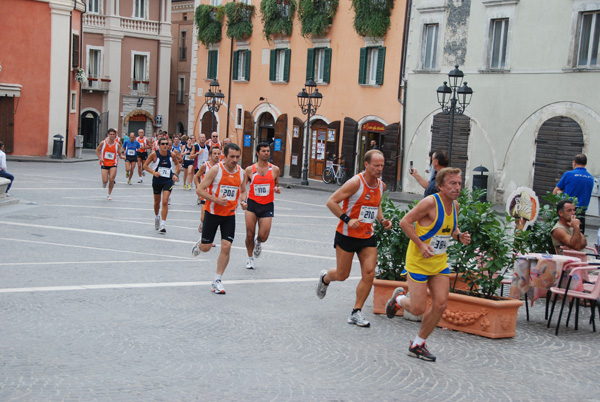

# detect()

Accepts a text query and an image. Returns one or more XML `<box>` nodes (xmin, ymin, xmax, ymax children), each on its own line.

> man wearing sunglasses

<box><xmin>143</xmin><ymin>139</ymin><xmax>181</xmax><ymax>233</ymax></box>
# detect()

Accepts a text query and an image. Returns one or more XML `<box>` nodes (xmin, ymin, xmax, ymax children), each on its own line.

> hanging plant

<box><xmin>195</xmin><ymin>4</ymin><xmax>225</xmax><ymax>47</ymax></box>
<box><xmin>260</xmin><ymin>0</ymin><xmax>297</xmax><ymax>43</ymax></box>
<box><xmin>225</xmin><ymin>2</ymin><xmax>255</xmax><ymax>40</ymax></box>
<box><xmin>298</xmin><ymin>0</ymin><xmax>338</xmax><ymax>37</ymax></box>
<box><xmin>351</xmin><ymin>0</ymin><xmax>394</xmax><ymax>38</ymax></box>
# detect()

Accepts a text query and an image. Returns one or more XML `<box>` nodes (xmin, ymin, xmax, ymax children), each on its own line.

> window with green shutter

<box><xmin>283</xmin><ymin>49</ymin><xmax>291</xmax><ymax>82</ymax></box>
<box><xmin>309</xmin><ymin>48</ymin><xmax>332</xmax><ymax>84</ymax></box>
<box><xmin>358</xmin><ymin>47</ymin><xmax>367</xmax><ymax>84</ymax></box>
<box><xmin>306</xmin><ymin>48</ymin><xmax>315</xmax><ymax>81</ymax></box>
<box><xmin>244</xmin><ymin>50</ymin><xmax>251</xmax><ymax>81</ymax></box>
<box><xmin>322</xmin><ymin>48</ymin><xmax>331</xmax><ymax>83</ymax></box>
<box><xmin>207</xmin><ymin>49</ymin><xmax>218</xmax><ymax>79</ymax></box>
<box><xmin>233</xmin><ymin>50</ymin><xmax>251</xmax><ymax>81</ymax></box>
<box><xmin>270</xmin><ymin>48</ymin><xmax>291</xmax><ymax>82</ymax></box>
<box><xmin>358</xmin><ymin>46</ymin><xmax>385</xmax><ymax>86</ymax></box>
<box><xmin>232</xmin><ymin>50</ymin><xmax>239</xmax><ymax>81</ymax></box>
<box><xmin>376</xmin><ymin>46</ymin><xmax>385</xmax><ymax>85</ymax></box>
<box><xmin>269</xmin><ymin>49</ymin><xmax>277</xmax><ymax>81</ymax></box>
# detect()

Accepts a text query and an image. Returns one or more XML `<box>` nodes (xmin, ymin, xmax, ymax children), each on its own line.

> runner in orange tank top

<box><xmin>95</xmin><ymin>128</ymin><xmax>124</xmax><ymax>200</ymax></box>
<box><xmin>193</xmin><ymin>142</ymin><xmax>247</xmax><ymax>295</ymax></box>
<box><xmin>315</xmin><ymin>150</ymin><xmax>392</xmax><ymax>328</ymax></box>
<box><xmin>242</xmin><ymin>142</ymin><xmax>281</xmax><ymax>270</ymax></box>
<box><xmin>136</xmin><ymin>129</ymin><xmax>149</xmax><ymax>183</ymax></box>
<box><xmin>192</xmin><ymin>146</ymin><xmax>221</xmax><ymax>242</ymax></box>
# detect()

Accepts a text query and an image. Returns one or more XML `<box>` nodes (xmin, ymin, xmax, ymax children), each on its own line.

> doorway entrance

<box><xmin>359</xmin><ymin>121</ymin><xmax>386</xmax><ymax>168</ymax></box>
<box><xmin>81</xmin><ymin>111</ymin><xmax>98</xmax><ymax>148</ymax></box>
<box><xmin>309</xmin><ymin>119</ymin><xmax>328</xmax><ymax>179</ymax></box>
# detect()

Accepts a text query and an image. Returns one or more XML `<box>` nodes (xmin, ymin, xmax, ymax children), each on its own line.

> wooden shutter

<box><xmin>430</xmin><ymin>112</ymin><xmax>470</xmax><ymax>181</ymax></box>
<box><xmin>242</xmin><ymin>111</ymin><xmax>255</xmax><ymax>168</ymax></box>
<box><xmin>244</xmin><ymin>50</ymin><xmax>251</xmax><ymax>81</ymax></box>
<box><xmin>208</xmin><ymin>50</ymin><xmax>218</xmax><ymax>79</ymax></box>
<box><xmin>342</xmin><ymin>117</ymin><xmax>358</xmax><ymax>176</ymax></box>
<box><xmin>0</xmin><ymin>97</ymin><xmax>14</xmax><ymax>153</ymax></box>
<box><xmin>376</xmin><ymin>46</ymin><xmax>386</xmax><ymax>85</ymax></box>
<box><xmin>269</xmin><ymin>49</ymin><xmax>277</xmax><ymax>81</ymax></box>
<box><xmin>72</xmin><ymin>34</ymin><xmax>80</xmax><ymax>68</ymax></box>
<box><xmin>306</xmin><ymin>48</ymin><xmax>315</xmax><ymax>81</ymax></box>
<box><xmin>382</xmin><ymin>122</ymin><xmax>400</xmax><ymax>191</ymax></box>
<box><xmin>323</xmin><ymin>48</ymin><xmax>332</xmax><ymax>83</ymax></box>
<box><xmin>290</xmin><ymin>117</ymin><xmax>304</xmax><ymax>178</ymax></box>
<box><xmin>232</xmin><ymin>50</ymin><xmax>239</xmax><ymax>81</ymax></box>
<box><xmin>533</xmin><ymin>116</ymin><xmax>584</xmax><ymax>199</ymax></box>
<box><xmin>358</xmin><ymin>47</ymin><xmax>367</xmax><ymax>85</ymax></box>
<box><xmin>273</xmin><ymin>114</ymin><xmax>287</xmax><ymax>175</ymax></box>
<box><xmin>283</xmin><ymin>49</ymin><xmax>291</xmax><ymax>82</ymax></box>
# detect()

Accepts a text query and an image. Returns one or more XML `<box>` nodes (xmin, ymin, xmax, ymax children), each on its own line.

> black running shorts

<box><xmin>202</xmin><ymin>211</ymin><xmax>236</xmax><ymax>244</ymax></box>
<box><xmin>247</xmin><ymin>198</ymin><xmax>274</xmax><ymax>218</ymax></box>
<box><xmin>152</xmin><ymin>180</ymin><xmax>174</xmax><ymax>195</ymax></box>
<box><xmin>334</xmin><ymin>231</ymin><xmax>376</xmax><ymax>253</ymax></box>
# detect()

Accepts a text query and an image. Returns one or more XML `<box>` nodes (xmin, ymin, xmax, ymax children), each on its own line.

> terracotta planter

<box><xmin>373</xmin><ymin>279</ymin><xmax>523</xmax><ymax>338</ymax></box>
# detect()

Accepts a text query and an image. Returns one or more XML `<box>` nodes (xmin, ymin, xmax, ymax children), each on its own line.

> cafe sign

<box><xmin>361</xmin><ymin>121</ymin><xmax>385</xmax><ymax>132</ymax></box>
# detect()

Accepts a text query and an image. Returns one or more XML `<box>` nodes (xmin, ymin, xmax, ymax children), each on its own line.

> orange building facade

<box><xmin>190</xmin><ymin>0</ymin><xmax>407</xmax><ymax>189</ymax></box>
<box><xmin>0</xmin><ymin>0</ymin><xmax>84</xmax><ymax>157</ymax></box>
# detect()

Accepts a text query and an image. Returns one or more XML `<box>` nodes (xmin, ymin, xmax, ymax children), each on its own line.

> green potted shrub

<box><xmin>351</xmin><ymin>0</ymin><xmax>394</xmax><ymax>38</ymax></box>
<box><xmin>195</xmin><ymin>4</ymin><xmax>225</xmax><ymax>47</ymax></box>
<box><xmin>260</xmin><ymin>0</ymin><xmax>297</xmax><ymax>42</ymax></box>
<box><xmin>225</xmin><ymin>2</ymin><xmax>255</xmax><ymax>40</ymax></box>
<box><xmin>298</xmin><ymin>0</ymin><xmax>339</xmax><ymax>38</ymax></box>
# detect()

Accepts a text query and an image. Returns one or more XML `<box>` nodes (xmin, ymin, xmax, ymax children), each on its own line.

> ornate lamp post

<box><xmin>436</xmin><ymin>65</ymin><xmax>473</xmax><ymax>164</ymax></box>
<box><xmin>204</xmin><ymin>79</ymin><xmax>225</xmax><ymax>132</ymax></box>
<box><xmin>297</xmin><ymin>78</ymin><xmax>323</xmax><ymax>186</ymax></box>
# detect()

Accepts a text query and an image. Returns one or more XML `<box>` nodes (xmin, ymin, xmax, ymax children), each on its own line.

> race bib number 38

<box><xmin>359</xmin><ymin>206</ymin><xmax>378</xmax><ymax>223</ymax></box>
<box><xmin>220</xmin><ymin>185</ymin><xmax>238</xmax><ymax>201</ymax></box>
<box><xmin>430</xmin><ymin>235</ymin><xmax>451</xmax><ymax>255</ymax></box>
<box><xmin>254</xmin><ymin>184</ymin><xmax>270</xmax><ymax>197</ymax></box>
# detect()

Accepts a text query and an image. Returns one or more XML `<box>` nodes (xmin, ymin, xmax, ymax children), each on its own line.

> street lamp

<box><xmin>436</xmin><ymin>65</ymin><xmax>473</xmax><ymax>164</ymax></box>
<box><xmin>204</xmin><ymin>79</ymin><xmax>224</xmax><ymax>132</ymax></box>
<box><xmin>297</xmin><ymin>78</ymin><xmax>323</xmax><ymax>186</ymax></box>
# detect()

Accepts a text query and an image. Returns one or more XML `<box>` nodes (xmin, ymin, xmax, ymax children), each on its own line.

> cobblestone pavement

<box><xmin>1</xmin><ymin>160</ymin><xmax>599</xmax><ymax>401</ymax></box>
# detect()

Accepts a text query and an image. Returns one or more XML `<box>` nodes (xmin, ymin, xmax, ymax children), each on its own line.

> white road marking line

<box><xmin>0</xmin><ymin>237</ymin><xmax>195</xmax><ymax>260</ymax></box>
<box><xmin>0</xmin><ymin>259</ymin><xmax>203</xmax><ymax>267</ymax></box>
<box><xmin>277</xmin><ymin>199</ymin><xmax>328</xmax><ymax>208</ymax></box>
<box><xmin>0</xmin><ymin>276</ymin><xmax>361</xmax><ymax>294</ymax></box>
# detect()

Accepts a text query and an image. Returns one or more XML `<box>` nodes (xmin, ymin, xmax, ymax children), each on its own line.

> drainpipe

<box><xmin>65</xmin><ymin>0</ymin><xmax>77</xmax><ymax>158</ymax></box>
<box><xmin>397</xmin><ymin>0</ymin><xmax>412</xmax><ymax>191</ymax></box>
<box><xmin>78</xmin><ymin>1</ymin><xmax>86</xmax><ymax>138</ymax></box>
<box><xmin>225</xmin><ymin>1</ymin><xmax>236</xmax><ymax>138</ymax></box>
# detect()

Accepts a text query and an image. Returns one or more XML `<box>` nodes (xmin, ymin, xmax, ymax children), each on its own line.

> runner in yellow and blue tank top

<box><xmin>386</xmin><ymin>167</ymin><xmax>471</xmax><ymax>362</ymax></box>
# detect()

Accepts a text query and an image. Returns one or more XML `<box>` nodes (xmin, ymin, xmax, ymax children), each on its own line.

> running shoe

<box><xmin>168</xmin><ymin>196</ymin><xmax>171</xmax><ymax>206</ymax></box>
<box><xmin>138</xmin><ymin>178</ymin><xmax>143</xmax><ymax>183</ymax></box>
<box><xmin>385</xmin><ymin>287</ymin><xmax>406</xmax><ymax>319</ymax></box>
<box><xmin>154</xmin><ymin>216</ymin><xmax>160</xmax><ymax>230</ymax></box>
<box><xmin>408</xmin><ymin>342</ymin><xmax>436</xmax><ymax>362</ymax></box>
<box><xmin>183</xmin><ymin>184</ymin><xmax>186</xmax><ymax>190</ymax></box>
<box><xmin>197</xmin><ymin>198</ymin><xmax>201</xmax><ymax>205</ymax></box>
<box><xmin>211</xmin><ymin>280</ymin><xmax>225</xmax><ymax>294</ymax></box>
<box><xmin>253</xmin><ymin>240</ymin><xmax>262</xmax><ymax>258</ymax></box>
<box><xmin>142</xmin><ymin>171</ymin><xmax>146</xmax><ymax>176</ymax></box>
<box><xmin>107</xmin><ymin>195</ymin><xmax>112</xmax><ymax>201</ymax></box>
<box><xmin>316</xmin><ymin>270</ymin><xmax>329</xmax><ymax>299</ymax></box>
<box><xmin>159</xmin><ymin>223</ymin><xmax>166</xmax><ymax>234</ymax></box>
<box><xmin>347</xmin><ymin>310</ymin><xmax>370</xmax><ymax>327</ymax></box>
<box><xmin>102</xmin><ymin>182</ymin><xmax>107</xmax><ymax>188</ymax></box>
<box><xmin>191</xmin><ymin>240</ymin><xmax>202</xmax><ymax>257</ymax></box>
<box><xmin>246</xmin><ymin>258</ymin><xmax>255</xmax><ymax>270</ymax></box>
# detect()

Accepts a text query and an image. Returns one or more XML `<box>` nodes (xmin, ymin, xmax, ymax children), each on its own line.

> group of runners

<box><xmin>97</xmin><ymin>128</ymin><xmax>470</xmax><ymax>362</ymax></box>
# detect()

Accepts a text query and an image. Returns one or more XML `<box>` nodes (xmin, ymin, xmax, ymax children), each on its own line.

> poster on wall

<box><xmin>274</xmin><ymin>139</ymin><xmax>281</xmax><ymax>152</ymax></box>
<box><xmin>311</xmin><ymin>132</ymin><xmax>317</xmax><ymax>159</ymax></box>
<box><xmin>327</xmin><ymin>129</ymin><xmax>335</xmax><ymax>142</ymax></box>
<box><xmin>292</xmin><ymin>155</ymin><xmax>298</xmax><ymax>165</ymax></box>
<box><xmin>506</xmin><ymin>187</ymin><xmax>539</xmax><ymax>230</ymax></box>
<box><xmin>293</xmin><ymin>126</ymin><xmax>299</xmax><ymax>138</ymax></box>
<box><xmin>244</xmin><ymin>134</ymin><xmax>251</xmax><ymax>147</ymax></box>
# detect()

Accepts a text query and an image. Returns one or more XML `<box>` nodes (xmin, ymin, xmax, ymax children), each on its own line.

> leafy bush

<box><xmin>225</xmin><ymin>2</ymin><xmax>255</xmax><ymax>40</ymax></box>
<box><xmin>298</xmin><ymin>0</ymin><xmax>338</xmax><ymax>37</ymax></box>
<box><xmin>195</xmin><ymin>5</ymin><xmax>225</xmax><ymax>47</ymax></box>
<box><xmin>260</xmin><ymin>0</ymin><xmax>297</xmax><ymax>42</ymax></box>
<box><xmin>351</xmin><ymin>0</ymin><xmax>394</xmax><ymax>38</ymax></box>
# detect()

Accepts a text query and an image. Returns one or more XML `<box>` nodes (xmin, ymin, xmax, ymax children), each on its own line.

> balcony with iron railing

<box><xmin>130</xmin><ymin>79</ymin><xmax>150</xmax><ymax>95</ymax></box>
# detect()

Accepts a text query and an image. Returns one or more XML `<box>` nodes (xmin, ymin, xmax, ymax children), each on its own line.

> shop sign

<box><xmin>361</xmin><ymin>121</ymin><xmax>385</xmax><ymax>132</ymax></box>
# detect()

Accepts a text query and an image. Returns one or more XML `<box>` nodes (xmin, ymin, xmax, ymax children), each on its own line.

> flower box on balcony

<box><xmin>142</xmin><ymin>81</ymin><xmax>150</xmax><ymax>84</ymax></box>
<box><xmin>100</xmin><ymin>78</ymin><xmax>112</xmax><ymax>82</ymax></box>
<box><xmin>132</xmin><ymin>80</ymin><xmax>141</xmax><ymax>84</ymax></box>
<box><xmin>88</xmin><ymin>77</ymin><xmax>98</xmax><ymax>81</ymax></box>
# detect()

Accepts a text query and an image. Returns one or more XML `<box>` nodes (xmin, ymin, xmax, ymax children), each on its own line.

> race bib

<box><xmin>184</xmin><ymin>154</ymin><xmax>190</xmax><ymax>160</ymax></box>
<box><xmin>104</xmin><ymin>152</ymin><xmax>115</xmax><ymax>160</ymax></box>
<box><xmin>359</xmin><ymin>206</ymin><xmax>378</xmax><ymax>223</ymax></box>
<box><xmin>127</xmin><ymin>149</ymin><xmax>136</xmax><ymax>156</ymax></box>
<box><xmin>220</xmin><ymin>185</ymin><xmax>238</xmax><ymax>201</ymax></box>
<box><xmin>253</xmin><ymin>184</ymin><xmax>270</xmax><ymax>197</ymax></box>
<box><xmin>158</xmin><ymin>167</ymin><xmax>171</xmax><ymax>178</ymax></box>
<box><xmin>430</xmin><ymin>235</ymin><xmax>451</xmax><ymax>255</ymax></box>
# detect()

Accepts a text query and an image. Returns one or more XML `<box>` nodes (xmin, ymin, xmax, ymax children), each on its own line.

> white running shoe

<box><xmin>159</xmin><ymin>223</ymin><xmax>166</xmax><ymax>234</ymax></box>
<box><xmin>154</xmin><ymin>216</ymin><xmax>160</xmax><ymax>230</ymax></box>
<box><xmin>128</xmin><ymin>179</ymin><xmax>131</xmax><ymax>185</ymax></box>
<box><xmin>107</xmin><ymin>195</ymin><xmax>112</xmax><ymax>201</ymax></box>
<box><xmin>192</xmin><ymin>240</ymin><xmax>202</xmax><ymax>257</ymax></box>
<box><xmin>316</xmin><ymin>270</ymin><xmax>329</xmax><ymax>299</ymax></box>
<box><xmin>211</xmin><ymin>280</ymin><xmax>225</xmax><ymax>294</ymax></box>
<box><xmin>246</xmin><ymin>258</ymin><xmax>255</xmax><ymax>270</ymax></box>
<box><xmin>253</xmin><ymin>239</ymin><xmax>262</xmax><ymax>258</ymax></box>
<box><xmin>197</xmin><ymin>198</ymin><xmax>201</xmax><ymax>205</ymax></box>
<box><xmin>348</xmin><ymin>310</ymin><xmax>371</xmax><ymax>327</ymax></box>
<box><xmin>138</xmin><ymin>178</ymin><xmax>143</xmax><ymax>183</ymax></box>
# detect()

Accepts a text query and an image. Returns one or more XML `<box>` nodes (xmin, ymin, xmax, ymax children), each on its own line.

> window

<box><xmin>207</xmin><ymin>50</ymin><xmax>218</xmax><ymax>79</ymax></box>
<box><xmin>177</xmin><ymin>76</ymin><xmax>185</xmax><ymax>103</ymax></box>
<box><xmin>70</xmin><ymin>91</ymin><xmax>77</xmax><ymax>113</ymax></box>
<box><xmin>180</xmin><ymin>31</ymin><xmax>187</xmax><ymax>61</ymax></box>
<box><xmin>235</xmin><ymin>105</ymin><xmax>243</xmax><ymax>129</ymax></box>
<box><xmin>239</xmin><ymin>0</ymin><xmax>251</xmax><ymax>4</ymax></box>
<box><xmin>306</xmin><ymin>48</ymin><xmax>332</xmax><ymax>83</ymax></box>
<box><xmin>489</xmin><ymin>19</ymin><xmax>509</xmax><ymax>69</ymax></box>
<box><xmin>577</xmin><ymin>11</ymin><xmax>600</xmax><ymax>68</ymax></box>
<box><xmin>269</xmin><ymin>49</ymin><xmax>291</xmax><ymax>82</ymax></box>
<box><xmin>88</xmin><ymin>48</ymin><xmax>101</xmax><ymax>79</ymax></box>
<box><xmin>210</xmin><ymin>0</ymin><xmax>222</xmax><ymax>6</ymax></box>
<box><xmin>358</xmin><ymin>46</ymin><xmax>385</xmax><ymax>85</ymax></box>
<box><xmin>132</xmin><ymin>53</ymin><xmax>149</xmax><ymax>92</ymax></box>
<box><xmin>72</xmin><ymin>34</ymin><xmax>80</xmax><ymax>68</ymax></box>
<box><xmin>133</xmin><ymin>0</ymin><xmax>147</xmax><ymax>19</ymax></box>
<box><xmin>233</xmin><ymin>50</ymin><xmax>251</xmax><ymax>81</ymax></box>
<box><xmin>422</xmin><ymin>24</ymin><xmax>439</xmax><ymax>70</ymax></box>
<box><xmin>88</xmin><ymin>0</ymin><xmax>100</xmax><ymax>14</ymax></box>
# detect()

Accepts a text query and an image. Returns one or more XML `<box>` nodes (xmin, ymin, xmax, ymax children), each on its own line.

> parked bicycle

<box><xmin>322</xmin><ymin>156</ymin><xmax>346</xmax><ymax>186</ymax></box>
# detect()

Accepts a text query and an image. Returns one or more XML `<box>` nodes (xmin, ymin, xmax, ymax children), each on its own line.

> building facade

<box><xmin>81</xmin><ymin>0</ymin><xmax>172</xmax><ymax>148</ymax></box>
<box><xmin>402</xmin><ymin>0</ymin><xmax>600</xmax><ymax>212</ymax></box>
<box><xmin>190</xmin><ymin>0</ymin><xmax>408</xmax><ymax>189</ymax></box>
<box><xmin>0</xmin><ymin>0</ymin><xmax>84</xmax><ymax>157</ymax></box>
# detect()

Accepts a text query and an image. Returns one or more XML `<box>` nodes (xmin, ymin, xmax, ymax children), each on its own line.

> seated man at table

<box><xmin>551</xmin><ymin>199</ymin><xmax>587</xmax><ymax>254</ymax></box>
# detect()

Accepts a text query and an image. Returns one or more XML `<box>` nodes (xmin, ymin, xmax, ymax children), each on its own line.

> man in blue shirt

<box><xmin>553</xmin><ymin>154</ymin><xmax>594</xmax><ymax>234</ymax></box>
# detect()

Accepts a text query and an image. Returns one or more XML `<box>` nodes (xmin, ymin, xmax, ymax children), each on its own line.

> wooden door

<box><xmin>290</xmin><ymin>117</ymin><xmax>304</xmax><ymax>178</ymax></box>
<box><xmin>273</xmin><ymin>114</ymin><xmax>287</xmax><ymax>176</ymax></box>
<box><xmin>309</xmin><ymin>128</ymin><xmax>327</xmax><ymax>179</ymax></box>
<box><xmin>382</xmin><ymin>122</ymin><xmax>400</xmax><ymax>191</ymax></box>
<box><xmin>342</xmin><ymin>117</ymin><xmax>358</xmax><ymax>176</ymax></box>
<box><xmin>241</xmin><ymin>111</ymin><xmax>254</xmax><ymax>169</ymax></box>
<box><xmin>431</xmin><ymin>112</ymin><xmax>471</xmax><ymax>181</ymax></box>
<box><xmin>0</xmin><ymin>97</ymin><xmax>15</xmax><ymax>153</ymax></box>
<box><xmin>202</xmin><ymin>111</ymin><xmax>217</xmax><ymax>137</ymax></box>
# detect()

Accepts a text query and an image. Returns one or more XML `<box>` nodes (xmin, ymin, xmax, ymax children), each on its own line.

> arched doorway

<box><xmin>176</xmin><ymin>121</ymin><xmax>185</xmax><ymax>136</ymax></box>
<box><xmin>127</xmin><ymin>115</ymin><xmax>147</xmax><ymax>137</ymax></box>
<box><xmin>258</xmin><ymin>112</ymin><xmax>275</xmax><ymax>145</ymax></box>
<box><xmin>202</xmin><ymin>111</ymin><xmax>217</xmax><ymax>136</ymax></box>
<box><xmin>359</xmin><ymin>120</ymin><xmax>386</xmax><ymax>168</ymax></box>
<box><xmin>81</xmin><ymin>111</ymin><xmax>98</xmax><ymax>149</ymax></box>
<box><xmin>533</xmin><ymin>116</ymin><xmax>584</xmax><ymax>198</ymax></box>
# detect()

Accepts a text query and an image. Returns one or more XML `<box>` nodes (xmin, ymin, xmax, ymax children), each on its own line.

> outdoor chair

<box><xmin>547</xmin><ymin>265</ymin><xmax>600</xmax><ymax>335</ymax></box>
